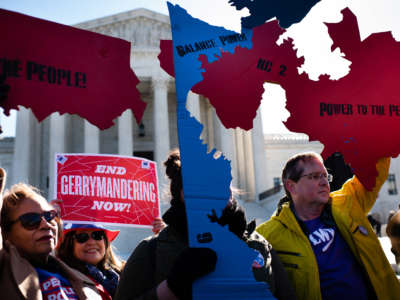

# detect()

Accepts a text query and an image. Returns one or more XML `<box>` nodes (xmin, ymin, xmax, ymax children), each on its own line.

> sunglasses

<box><xmin>9</xmin><ymin>210</ymin><xmax>58</xmax><ymax>230</ymax></box>
<box><xmin>74</xmin><ymin>231</ymin><xmax>105</xmax><ymax>244</ymax></box>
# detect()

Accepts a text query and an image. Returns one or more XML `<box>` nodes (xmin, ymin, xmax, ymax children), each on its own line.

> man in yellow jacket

<box><xmin>257</xmin><ymin>152</ymin><xmax>400</xmax><ymax>300</ymax></box>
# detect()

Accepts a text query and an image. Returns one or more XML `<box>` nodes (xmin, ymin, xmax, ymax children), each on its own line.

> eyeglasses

<box><xmin>9</xmin><ymin>210</ymin><xmax>58</xmax><ymax>230</ymax></box>
<box><xmin>299</xmin><ymin>172</ymin><xmax>333</xmax><ymax>182</ymax></box>
<box><xmin>74</xmin><ymin>231</ymin><xmax>105</xmax><ymax>244</ymax></box>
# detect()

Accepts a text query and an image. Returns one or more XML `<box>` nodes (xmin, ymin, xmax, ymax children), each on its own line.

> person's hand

<box><xmin>152</xmin><ymin>217</ymin><xmax>166</xmax><ymax>234</ymax></box>
<box><xmin>167</xmin><ymin>247</ymin><xmax>217</xmax><ymax>299</ymax></box>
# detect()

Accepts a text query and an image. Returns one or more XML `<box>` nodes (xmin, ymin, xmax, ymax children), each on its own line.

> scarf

<box><xmin>85</xmin><ymin>263</ymin><xmax>119</xmax><ymax>297</ymax></box>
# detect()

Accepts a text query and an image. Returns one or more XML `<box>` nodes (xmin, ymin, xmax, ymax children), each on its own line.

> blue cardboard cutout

<box><xmin>229</xmin><ymin>0</ymin><xmax>321</xmax><ymax>28</ymax></box>
<box><xmin>167</xmin><ymin>2</ymin><xmax>275</xmax><ymax>299</ymax></box>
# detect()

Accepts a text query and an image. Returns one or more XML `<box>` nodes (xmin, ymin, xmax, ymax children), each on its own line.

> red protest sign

<box><xmin>0</xmin><ymin>9</ymin><xmax>146</xmax><ymax>130</ymax></box>
<box><xmin>55</xmin><ymin>154</ymin><xmax>160</xmax><ymax>227</ymax></box>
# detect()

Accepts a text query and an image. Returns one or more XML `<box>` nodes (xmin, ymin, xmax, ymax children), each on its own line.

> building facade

<box><xmin>3</xmin><ymin>8</ymin><xmax>270</xmax><ymax>257</ymax></box>
<box><xmin>10</xmin><ymin>8</ymin><xmax>269</xmax><ymax>204</ymax></box>
<box><xmin>2</xmin><ymin>8</ymin><xmax>399</xmax><ymax>256</ymax></box>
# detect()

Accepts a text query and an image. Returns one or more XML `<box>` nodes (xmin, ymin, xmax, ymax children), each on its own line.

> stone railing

<box><xmin>259</xmin><ymin>185</ymin><xmax>282</xmax><ymax>201</ymax></box>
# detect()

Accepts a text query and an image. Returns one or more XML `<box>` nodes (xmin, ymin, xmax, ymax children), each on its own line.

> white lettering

<box><xmin>68</xmin><ymin>175</ymin><xmax>74</xmax><ymax>195</ymax></box>
<box><xmin>50</xmin><ymin>277</ymin><xmax>60</xmax><ymax>287</ymax></box>
<box><xmin>95</xmin><ymin>165</ymin><xmax>126</xmax><ymax>175</ymax></box>
<box><xmin>61</xmin><ymin>175</ymin><xmax>68</xmax><ymax>195</ymax></box>
<box><xmin>309</xmin><ymin>234</ymin><xmax>320</xmax><ymax>246</ymax></box>
<box><xmin>127</xmin><ymin>179</ymin><xmax>133</xmax><ymax>200</ymax></box>
<box><xmin>150</xmin><ymin>183</ymin><xmax>156</xmax><ymax>202</ymax></box>
<box><xmin>90</xmin><ymin>201</ymin><xmax>130</xmax><ymax>212</ymax></box>
<box><xmin>114</xmin><ymin>202</ymin><xmax>129</xmax><ymax>212</ymax></box>
<box><xmin>133</xmin><ymin>180</ymin><xmax>139</xmax><ymax>200</ymax></box>
<box><xmin>143</xmin><ymin>182</ymin><xmax>150</xmax><ymax>201</ymax></box>
<box><xmin>43</xmin><ymin>280</ymin><xmax>51</xmax><ymax>290</ymax></box>
<box><xmin>116</xmin><ymin>167</ymin><xmax>126</xmax><ymax>175</ymax></box>
<box><xmin>91</xmin><ymin>200</ymin><xmax>104</xmax><ymax>210</ymax></box>
<box><xmin>89</xmin><ymin>176</ymin><xmax>96</xmax><ymax>196</ymax></box>
<box><xmin>313</xmin><ymin>229</ymin><xmax>331</xmax><ymax>242</ymax></box>
<box><xmin>113</xmin><ymin>178</ymin><xmax>120</xmax><ymax>198</ymax></box>
<box><xmin>96</xmin><ymin>177</ymin><xmax>106</xmax><ymax>197</ymax></box>
<box><xmin>74</xmin><ymin>175</ymin><xmax>82</xmax><ymax>195</ymax></box>
<box><xmin>103</xmin><ymin>202</ymin><xmax>113</xmax><ymax>211</ymax></box>
<box><xmin>95</xmin><ymin>165</ymin><xmax>106</xmax><ymax>173</ymax></box>
<box><xmin>82</xmin><ymin>176</ymin><xmax>89</xmax><ymax>196</ymax></box>
<box><xmin>106</xmin><ymin>177</ymin><xmax>113</xmax><ymax>198</ymax></box>
<box><xmin>105</xmin><ymin>166</ymin><xmax>117</xmax><ymax>174</ymax></box>
<box><xmin>120</xmin><ymin>179</ymin><xmax>127</xmax><ymax>199</ymax></box>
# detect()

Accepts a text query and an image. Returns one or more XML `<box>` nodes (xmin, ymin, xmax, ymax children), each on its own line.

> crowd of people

<box><xmin>1</xmin><ymin>150</ymin><xmax>400</xmax><ymax>299</ymax></box>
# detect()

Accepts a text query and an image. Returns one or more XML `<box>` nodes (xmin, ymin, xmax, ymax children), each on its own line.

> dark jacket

<box><xmin>115</xmin><ymin>222</ymin><xmax>295</xmax><ymax>300</ymax></box>
<box><xmin>114</xmin><ymin>225</ymin><xmax>186</xmax><ymax>300</ymax></box>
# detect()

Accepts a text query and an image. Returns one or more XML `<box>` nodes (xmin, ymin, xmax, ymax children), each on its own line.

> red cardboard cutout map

<box><xmin>159</xmin><ymin>8</ymin><xmax>400</xmax><ymax>189</ymax></box>
<box><xmin>55</xmin><ymin>154</ymin><xmax>160</xmax><ymax>227</ymax></box>
<box><xmin>0</xmin><ymin>9</ymin><xmax>146</xmax><ymax>129</ymax></box>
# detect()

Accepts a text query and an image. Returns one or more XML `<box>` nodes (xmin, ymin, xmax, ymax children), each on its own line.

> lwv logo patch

<box><xmin>308</xmin><ymin>228</ymin><xmax>335</xmax><ymax>252</ymax></box>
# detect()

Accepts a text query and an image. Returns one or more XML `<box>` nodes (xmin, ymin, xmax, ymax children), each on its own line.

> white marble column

<box><xmin>186</xmin><ymin>91</ymin><xmax>201</xmax><ymax>121</ymax></box>
<box><xmin>12</xmin><ymin>107</ymin><xmax>33</xmax><ymax>184</ymax></box>
<box><xmin>251</xmin><ymin>108</ymin><xmax>268</xmax><ymax>201</ymax></box>
<box><xmin>243</xmin><ymin>130</ymin><xmax>256</xmax><ymax>201</ymax></box>
<box><xmin>84</xmin><ymin>120</ymin><xmax>100</xmax><ymax>153</ymax></box>
<box><xmin>206</xmin><ymin>104</ymin><xmax>215</xmax><ymax>150</ymax></box>
<box><xmin>118</xmin><ymin>110</ymin><xmax>133</xmax><ymax>156</ymax></box>
<box><xmin>235</xmin><ymin>129</ymin><xmax>246</xmax><ymax>195</ymax></box>
<box><xmin>152</xmin><ymin>78</ymin><xmax>170</xmax><ymax>179</ymax></box>
<box><xmin>217</xmin><ymin>119</ymin><xmax>238</xmax><ymax>188</ymax></box>
<box><xmin>48</xmin><ymin>113</ymin><xmax>66</xmax><ymax>199</ymax></box>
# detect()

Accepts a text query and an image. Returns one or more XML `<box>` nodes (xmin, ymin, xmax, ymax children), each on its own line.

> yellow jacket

<box><xmin>257</xmin><ymin>157</ymin><xmax>400</xmax><ymax>300</ymax></box>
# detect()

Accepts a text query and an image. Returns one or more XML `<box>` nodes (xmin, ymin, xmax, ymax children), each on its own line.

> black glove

<box><xmin>167</xmin><ymin>247</ymin><xmax>217</xmax><ymax>300</ymax></box>
<box><xmin>208</xmin><ymin>198</ymin><xmax>247</xmax><ymax>239</ymax></box>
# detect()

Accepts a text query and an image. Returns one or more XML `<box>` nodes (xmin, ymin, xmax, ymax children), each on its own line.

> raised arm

<box><xmin>332</xmin><ymin>157</ymin><xmax>390</xmax><ymax>214</ymax></box>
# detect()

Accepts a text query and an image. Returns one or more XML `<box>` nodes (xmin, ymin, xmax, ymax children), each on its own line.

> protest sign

<box><xmin>165</xmin><ymin>3</ymin><xmax>274</xmax><ymax>299</ymax></box>
<box><xmin>54</xmin><ymin>153</ymin><xmax>159</xmax><ymax>227</ymax></box>
<box><xmin>160</xmin><ymin>6</ymin><xmax>400</xmax><ymax>190</ymax></box>
<box><xmin>0</xmin><ymin>9</ymin><xmax>146</xmax><ymax>130</ymax></box>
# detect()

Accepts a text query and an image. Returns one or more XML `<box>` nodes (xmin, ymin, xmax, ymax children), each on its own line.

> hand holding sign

<box><xmin>152</xmin><ymin>217</ymin><xmax>166</xmax><ymax>234</ymax></box>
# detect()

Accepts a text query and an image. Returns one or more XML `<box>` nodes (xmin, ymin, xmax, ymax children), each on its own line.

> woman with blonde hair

<box><xmin>58</xmin><ymin>223</ymin><xmax>124</xmax><ymax>299</ymax></box>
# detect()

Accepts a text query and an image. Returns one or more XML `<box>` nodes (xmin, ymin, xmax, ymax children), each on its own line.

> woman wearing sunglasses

<box><xmin>0</xmin><ymin>179</ymin><xmax>102</xmax><ymax>299</ymax></box>
<box><xmin>58</xmin><ymin>223</ymin><xmax>124</xmax><ymax>300</ymax></box>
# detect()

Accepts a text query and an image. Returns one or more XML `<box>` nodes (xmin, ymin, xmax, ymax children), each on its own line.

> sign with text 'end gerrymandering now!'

<box><xmin>54</xmin><ymin>153</ymin><xmax>160</xmax><ymax>228</ymax></box>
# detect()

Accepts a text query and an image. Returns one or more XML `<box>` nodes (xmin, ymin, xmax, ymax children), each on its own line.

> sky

<box><xmin>1</xmin><ymin>0</ymin><xmax>399</xmax><ymax>136</ymax></box>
